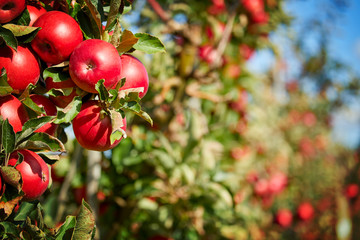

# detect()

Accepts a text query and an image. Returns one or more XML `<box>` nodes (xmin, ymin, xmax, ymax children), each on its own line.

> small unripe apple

<box><xmin>0</xmin><ymin>45</ymin><xmax>40</xmax><ymax>93</ymax></box>
<box><xmin>31</xmin><ymin>11</ymin><xmax>83</xmax><ymax>64</ymax></box>
<box><xmin>69</xmin><ymin>39</ymin><xmax>122</xmax><ymax>93</ymax></box>
<box><xmin>0</xmin><ymin>0</ymin><xmax>25</xmax><ymax>23</ymax></box>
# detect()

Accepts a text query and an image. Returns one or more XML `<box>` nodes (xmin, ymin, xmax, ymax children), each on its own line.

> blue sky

<box><xmin>286</xmin><ymin>0</ymin><xmax>360</xmax><ymax>149</ymax></box>
<box><xmin>247</xmin><ymin>0</ymin><xmax>360</xmax><ymax>148</ymax></box>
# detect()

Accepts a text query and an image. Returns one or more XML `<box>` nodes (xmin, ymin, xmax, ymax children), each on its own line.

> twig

<box><xmin>147</xmin><ymin>0</ymin><xmax>170</xmax><ymax>22</ymax></box>
<box><xmin>211</xmin><ymin>12</ymin><xmax>237</xmax><ymax>69</ymax></box>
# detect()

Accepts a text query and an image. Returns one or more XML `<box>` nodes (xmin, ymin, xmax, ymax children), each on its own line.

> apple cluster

<box><xmin>0</xmin><ymin>0</ymin><xmax>150</xmax><ymax>200</ymax></box>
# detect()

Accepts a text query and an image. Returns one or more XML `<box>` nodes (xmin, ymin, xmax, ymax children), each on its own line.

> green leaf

<box><xmin>77</xmin><ymin>11</ymin><xmax>98</xmax><ymax>40</ymax></box>
<box><xmin>83</xmin><ymin>0</ymin><xmax>104</xmax><ymax>36</ymax></box>
<box><xmin>2</xmin><ymin>119</ymin><xmax>15</xmax><ymax>154</ymax></box>
<box><xmin>38</xmin><ymin>153</ymin><xmax>59</xmax><ymax>165</ymax></box>
<box><xmin>123</xmin><ymin>101</ymin><xmax>141</xmax><ymax>112</ymax></box>
<box><xmin>54</xmin><ymin>96</ymin><xmax>82</xmax><ymax>124</ymax></box>
<box><xmin>22</xmin><ymin>97</ymin><xmax>46</xmax><ymax>115</ymax></box>
<box><xmin>55</xmin><ymin>216</ymin><xmax>76</xmax><ymax>240</ymax></box>
<box><xmin>0</xmin><ymin>68</ymin><xmax>13</xmax><ymax>96</ymax></box>
<box><xmin>121</xmin><ymin>101</ymin><xmax>153</xmax><ymax>125</ymax></box>
<box><xmin>13</xmin><ymin>202</ymin><xmax>37</xmax><ymax>221</ymax></box>
<box><xmin>43</xmin><ymin>66</ymin><xmax>70</xmax><ymax>83</ymax></box>
<box><xmin>0</xmin><ymin>26</ymin><xmax>17</xmax><ymax>51</ymax></box>
<box><xmin>95</xmin><ymin>79</ymin><xmax>109</xmax><ymax>101</ymax></box>
<box><xmin>16</xmin><ymin>132</ymin><xmax>65</xmax><ymax>153</ymax></box>
<box><xmin>133</xmin><ymin>33</ymin><xmax>166</xmax><ymax>54</ymax></box>
<box><xmin>66</xmin><ymin>0</ymin><xmax>82</xmax><ymax>18</ymax></box>
<box><xmin>2</xmin><ymin>24</ymin><xmax>40</xmax><ymax>37</ymax></box>
<box><xmin>105</xmin><ymin>0</ymin><xmax>122</xmax><ymax>30</ymax></box>
<box><xmin>0</xmin><ymin>221</ymin><xmax>20</xmax><ymax>238</ymax></box>
<box><xmin>14</xmin><ymin>8</ymin><xmax>30</xmax><ymax>26</ymax></box>
<box><xmin>72</xmin><ymin>200</ymin><xmax>96</xmax><ymax>240</ymax></box>
<box><xmin>109</xmin><ymin>109</ymin><xmax>126</xmax><ymax>144</ymax></box>
<box><xmin>117</xmin><ymin>30</ymin><xmax>139</xmax><ymax>54</ymax></box>
<box><xmin>16</xmin><ymin>116</ymin><xmax>54</xmax><ymax>144</ymax></box>
<box><xmin>0</xmin><ymin>166</ymin><xmax>22</xmax><ymax>193</ymax></box>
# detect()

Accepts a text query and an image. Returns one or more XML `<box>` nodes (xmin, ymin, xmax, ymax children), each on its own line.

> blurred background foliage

<box><xmin>46</xmin><ymin>0</ymin><xmax>360</xmax><ymax>239</ymax></box>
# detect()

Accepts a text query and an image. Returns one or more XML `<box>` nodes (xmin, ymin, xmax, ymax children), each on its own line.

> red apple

<box><xmin>268</xmin><ymin>172</ymin><xmax>287</xmax><ymax>194</ymax></box>
<box><xmin>27</xmin><ymin>4</ymin><xmax>46</xmax><ymax>26</ymax></box>
<box><xmin>72</xmin><ymin>100</ymin><xmax>127</xmax><ymax>151</ymax></box>
<box><xmin>0</xmin><ymin>45</ymin><xmax>40</xmax><ymax>93</ymax></box>
<box><xmin>254</xmin><ymin>178</ymin><xmax>269</xmax><ymax>197</ymax></box>
<box><xmin>275</xmin><ymin>209</ymin><xmax>293</xmax><ymax>227</ymax></box>
<box><xmin>297</xmin><ymin>202</ymin><xmax>314</xmax><ymax>221</ymax></box>
<box><xmin>242</xmin><ymin>0</ymin><xmax>264</xmax><ymax>14</ymax></box>
<box><xmin>8</xmin><ymin>150</ymin><xmax>50</xmax><ymax>201</ymax></box>
<box><xmin>0</xmin><ymin>94</ymin><xmax>29</xmax><ymax>133</ymax></box>
<box><xmin>251</xmin><ymin>10</ymin><xmax>269</xmax><ymax>24</ymax></box>
<box><xmin>207</xmin><ymin>0</ymin><xmax>226</xmax><ymax>15</ymax></box>
<box><xmin>45</xmin><ymin>77</ymin><xmax>78</xmax><ymax>108</ymax></box>
<box><xmin>198</xmin><ymin>44</ymin><xmax>218</xmax><ymax>64</ymax></box>
<box><xmin>29</xmin><ymin>94</ymin><xmax>58</xmax><ymax>135</ymax></box>
<box><xmin>345</xmin><ymin>184</ymin><xmax>359</xmax><ymax>199</ymax></box>
<box><xmin>117</xmin><ymin>54</ymin><xmax>149</xmax><ymax>98</ymax></box>
<box><xmin>31</xmin><ymin>11</ymin><xmax>83</xmax><ymax>64</ymax></box>
<box><xmin>302</xmin><ymin>112</ymin><xmax>317</xmax><ymax>127</ymax></box>
<box><xmin>0</xmin><ymin>0</ymin><xmax>25</xmax><ymax>23</ymax></box>
<box><xmin>69</xmin><ymin>39</ymin><xmax>122</xmax><ymax>93</ymax></box>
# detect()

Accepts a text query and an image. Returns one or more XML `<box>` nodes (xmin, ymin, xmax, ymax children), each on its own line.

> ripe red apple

<box><xmin>0</xmin><ymin>0</ymin><xmax>25</xmax><ymax>23</ymax></box>
<box><xmin>27</xmin><ymin>4</ymin><xmax>46</xmax><ymax>26</ymax></box>
<box><xmin>207</xmin><ymin>0</ymin><xmax>226</xmax><ymax>15</ymax></box>
<box><xmin>69</xmin><ymin>39</ymin><xmax>122</xmax><ymax>93</ymax></box>
<box><xmin>251</xmin><ymin>10</ymin><xmax>269</xmax><ymax>24</ymax></box>
<box><xmin>45</xmin><ymin>77</ymin><xmax>78</xmax><ymax>108</ymax></box>
<box><xmin>31</xmin><ymin>11</ymin><xmax>83</xmax><ymax>64</ymax></box>
<box><xmin>0</xmin><ymin>94</ymin><xmax>29</xmax><ymax>133</ymax></box>
<box><xmin>198</xmin><ymin>44</ymin><xmax>218</xmax><ymax>64</ymax></box>
<box><xmin>0</xmin><ymin>45</ymin><xmax>40</xmax><ymax>93</ymax></box>
<box><xmin>29</xmin><ymin>94</ymin><xmax>58</xmax><ymax>135</ymax></box>
<box><xmin>297</xmin><ymin>202</ymin><xmax>314</xmax><ymax>221</ymax></box>
<box><xmin>8</xmin><ymin>149</ymin><xmax>50</xmax><ymax>201</ymax></box>
<box><xmin>254</xmin><ymin>178</ymin><xmax>269</xmax><ymax>197</ymax></box>
<box><xmin>268</xmin><ymin>172</ymin><xmax>287</xmax><ymax>194</ymax></box>
<box><xmin>302</xmin><ymin>112</ymin><xmax>317</xmax><ymax>127</ymax></box>
<box><xmin>242</xmin><ymin>0</ymin><xmax>264</xmax><ymax>14</ymax></box>
<box><xmin>345</xmin><ymin>184</ymin><xmax>359</xmax><ymax>199</ymax></box>
<box><xmin>205</xmin><ymin>21</ymin><xmax>226</xmax><ymax>41</ymax></box>
<box><xmin>72</xmin><ymin>100</ymin><xmax>127</xmax><ymax>151</ymax></box>
<box><xmin>275</xmin><ymin>209</ymin><xmax>293</xmax><ymax>227</ymax></box>
<box><xmin>117</xmin><ymin>54</ymin><xmax>149</xmax><ymax>98</ymax></box>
